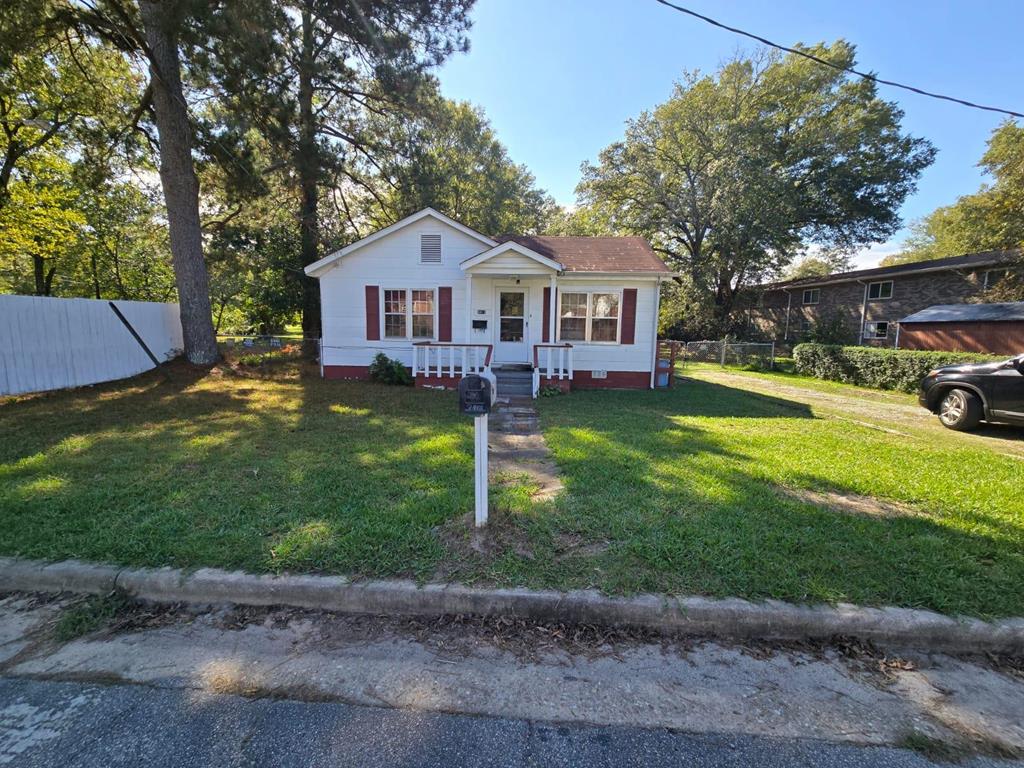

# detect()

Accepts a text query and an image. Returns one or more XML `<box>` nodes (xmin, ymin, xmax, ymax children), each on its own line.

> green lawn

<box><xmin>1</xmin><ymin>358</ymin><xmax>1022</xmax><ymax>618</ymax></box>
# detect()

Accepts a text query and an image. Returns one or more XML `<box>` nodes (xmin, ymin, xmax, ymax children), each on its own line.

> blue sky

<box><xmin>437</xmin><ymin>0</ymin><xmax>1023</xmax><ymax>267</ymax></box>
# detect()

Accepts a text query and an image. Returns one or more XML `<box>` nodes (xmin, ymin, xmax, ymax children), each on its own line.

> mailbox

<box><xmin>459</xmin><ymin>374</ymin><xmax>493</xmax><ymax>416</ymax></box>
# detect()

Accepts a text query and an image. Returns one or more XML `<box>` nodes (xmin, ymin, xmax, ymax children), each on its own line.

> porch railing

<box><xmin>532</xmin><ymin>343</ymin><xmax>573</xmax><ymax>397</ymax></box>
<box><xmin>413</xmin><ymin>342</ymin><xmax>493</xmax><ymax>379</ymax></box>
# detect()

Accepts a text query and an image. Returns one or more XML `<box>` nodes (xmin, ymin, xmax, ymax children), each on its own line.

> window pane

<box><xmin>384</xmin><ymin>314</ymin><xmax>406</xmax><ymax>338</ymax></box>
<box><xmin>592</xmin><ymin>293</ymin><xmax>618</xmax><ymax>318</ymax></box>
<box><xmin>591</xmin><ymin>318</ymin><xmax>618</xmax><ymax>342</ymax></box>
<box><xmin>412</xmin><ymin>290</ymin><xmax>433</xmax><ymax>314</ymax></box>
<box><xmin>500</xmin><ymin>292</ymin><xmax>524</xmax><ymax>317</ymax></box>
<box><xmin>384</xmin><ymin>290</ymin><xmax>406</xmax><ymax>313</ymax></box>
<box><xmin>500</xmin><ymin>318</ymin><xmax>524</xmax><ymax>342</ymax></box>
<box><xmin>412</xmin><ymin>315</ymin><xmax>433</xmax><ymax>338</ymax></box>
<box><xmin>560</xmin><ymin>293</ymin><xmax>587</xmax><ymax>318</ymax></box>
<box><xmin>880</xmin><ymin>282</ymin><xmax>892</xmax><ymax>298</ymax></box>
<box><xmin>559</xmin><ymin>317</ymin><xmax>585</xmax><ymax>341</ymax></box>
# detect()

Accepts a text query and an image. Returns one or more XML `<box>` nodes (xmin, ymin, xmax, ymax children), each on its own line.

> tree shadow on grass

<box><xmin>526</xmin><ymin>378</ymin><xmax>1024</xmax><ymax>617</ymax></box>
<box><xmin>0</xmin><ymin>362</ymin><xmax>476</xmax><ymax>582</ymax></box>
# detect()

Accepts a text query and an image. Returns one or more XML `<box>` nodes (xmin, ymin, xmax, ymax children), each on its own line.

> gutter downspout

<box><xmin>650</xmin><ymin>277</ymin><xmax>663</xmax><ymax>389</ymax></box>
<box><xmin>857</xmin><ymin>280</ymin><xmax>869</xmax><ymax>346</ymax></box>
<box><xmin>894</xmin><ymin>322</ymin><xmax>901</xmax><ymax>349</ymax></box>
<box><xmin>782</xmin><ymin>289</ymin><xmax>792</xmax><ymax>342</ymax></box>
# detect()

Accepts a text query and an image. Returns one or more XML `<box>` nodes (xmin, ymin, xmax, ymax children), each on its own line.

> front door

<box><xmin>494</xmin><ymin>289</ymin><xmax>529</xmax><ymax>364</ymax></box>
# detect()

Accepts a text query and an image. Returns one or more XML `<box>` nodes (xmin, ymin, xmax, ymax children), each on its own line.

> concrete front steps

<box><xmin>494</xmin><ymin>368</ymin><xmax>533</xmax><ymax>398</ymax></box>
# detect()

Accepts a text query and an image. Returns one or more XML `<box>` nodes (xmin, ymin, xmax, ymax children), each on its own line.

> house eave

<box><xmin>304</xmin><ymin>207</ymin><xmax>497</xmax><ymax>278</ymax></box>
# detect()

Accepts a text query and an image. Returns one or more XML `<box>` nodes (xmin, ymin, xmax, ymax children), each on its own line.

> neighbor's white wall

<box><xmin>318</xmin><ymin>217</ymin><xmax>487</xmax><ymax>368</ymax></box>
<box><xmin>0</xmin><ymin>295</ymin><xmax>183</xmax><ymax>396</ymax></box>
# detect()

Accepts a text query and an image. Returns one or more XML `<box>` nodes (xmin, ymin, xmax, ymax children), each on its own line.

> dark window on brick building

<box><xmin>867</xmin><ymin>281</ymin><xmax>893</xmax><ymax>300</ymax></box>
<box><xmin>802</xmin><ymin>288</ymin><xmax>820</xmax><ymax>305</ymax></box>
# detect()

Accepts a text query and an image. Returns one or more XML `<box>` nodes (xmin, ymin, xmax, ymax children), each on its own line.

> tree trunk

<box><xmin>138</xmin><ymin>0</ymin><xmax>219</xmax><ymax>365</ymax></box>
<box><xmin>297</xmin><ymin>5</ymin><xmax>321</xmax><ymax>353</ymax></box>
<box><xmin>33</xmin><ymin>255</ymin><xmax>47</xmax><ymax>296</ymax></box>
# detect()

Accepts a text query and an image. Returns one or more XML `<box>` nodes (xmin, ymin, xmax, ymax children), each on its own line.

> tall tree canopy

<box><xmin>885</xmin><ymin>120</ymin><xmax>1024</xmax><ymax>266</ymax></box>
<box><xmin>578</xmin><ymin>42</ymin><xmax>934</xmax><ymax>328</ymax></box>
<box><xmin>197</xmin><ymin>0</ymin><xmax>474</xmax><ymax>345</ymax></box>
<box><xmin>369</xmin><ymin>96</ymin><xmax>556</xmax><ymax>235</ymax></box>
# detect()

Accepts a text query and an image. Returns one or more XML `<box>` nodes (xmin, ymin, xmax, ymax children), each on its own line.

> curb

<box><xmin>2</xmin><ymin>557</ymin><xmax>1022</xmax><ymax>654</ymax></box>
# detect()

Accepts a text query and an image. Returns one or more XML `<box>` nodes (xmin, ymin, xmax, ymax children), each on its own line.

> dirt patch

<box><xmin>433</xmin><ymin>510</ymin><xmax>537</xmax><ymax>580</ymax></box>
<box><xmin>782</xmin><ymin>487</ymin><xmax>922</xmax><ymax>520</ymax></box>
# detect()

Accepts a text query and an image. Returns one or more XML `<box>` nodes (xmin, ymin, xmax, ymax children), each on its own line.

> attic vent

<box><xmin>420</xmin><ymin>233</ymin><xmax>442</xmax><ymax>264</ymax></box>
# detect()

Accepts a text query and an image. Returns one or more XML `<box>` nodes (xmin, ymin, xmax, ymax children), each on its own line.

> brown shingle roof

<box><xmin>759</xmin><ymin>249</ymin><xmax>1020</xmax><ymax>290</ymax></box>
<box><xmin>496</xmin><ymin>235</ymin><xmax>671</xmax><ymax>274</ymax></box>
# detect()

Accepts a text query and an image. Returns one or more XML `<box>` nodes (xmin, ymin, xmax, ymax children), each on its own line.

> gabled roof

<box><xmin>900</xmin><ymin>302</ymin><xmax>1024</xmax><ymax>324</ymax></box>
<box><xmin>759</xmin><ymin>249</ymin><xmax>1020</xmax><ymax>291</ymax></box>
<box><xmin>496</xmin><ymin>235</ymin><xmax>672</xmax><ymax>274</ymax></box>
<box><xmin>460</xmin><ymin>240</ymin><xmax>563</xmax><ymax>272</ymax></box>
<box><xmin>304</xmin><ymin>208</ymin><xmax>496</xmax><ymax>277</ymax></box>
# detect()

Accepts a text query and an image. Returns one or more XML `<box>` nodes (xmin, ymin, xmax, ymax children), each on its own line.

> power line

<box><xmin>653</xmin><ymin>0</ymin><xmax>1024</xmax><ymax>119</ymax></box>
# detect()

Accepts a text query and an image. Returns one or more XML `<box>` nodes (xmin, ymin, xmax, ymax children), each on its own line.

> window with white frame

<box><xmin>383</xmin><ymin>289</ymin><xmax>407</xmax><ymax>339</ymax></box>
<box><xmin>864</xmin><ymin>321</ymin><xmax>889</xmax><ymax>339</ymax></box>
<box><xmin>558</xmin><ymin>291</ymin><xmax>621</xmax><ymax>343</ymax></box>
<box><xmin>802</xmin><ymin>288</ymin><xmax>820</xmax><ymax>305</ymax></box>
<box><xmin>867</xmin><ymin>280</ymin><xmax>893</xmax><ymax>300</ymax></box>
<box><xmin>383</xmin><ymin>289</ymin><xmax>435</xmax><ymax>339</ymax></box>
<box><xmin>419</xmin><ymin>233</ymin><xmax>441</xmax><ymax>264</ymax></box>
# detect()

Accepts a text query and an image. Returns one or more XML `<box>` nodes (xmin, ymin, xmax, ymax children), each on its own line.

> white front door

<box><xmin>493</xmin><ymin>288</ymin><xmax>529</xmax><ymax>364</ymax></box>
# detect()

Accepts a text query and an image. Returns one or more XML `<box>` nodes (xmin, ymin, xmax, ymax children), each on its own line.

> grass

<box><xmin>55</xmin><ymin>591</ymin><xmax>132</xmax><ymax>642</ymax></box>
<box><xmin>1</xmin><ymin>357</ymin><xmax>1022</xmax><ymax>618</ymax></box>
<box><xmin>683</xmin><ymin>362</ymin><xmax>917</xmax><ymax>403</ymax></box>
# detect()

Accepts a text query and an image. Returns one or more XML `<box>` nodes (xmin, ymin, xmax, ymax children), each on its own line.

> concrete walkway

<box><xmin>488</xmin><ymin>396</ymin><xmax>562</xmax><ymax>501</ymax></box>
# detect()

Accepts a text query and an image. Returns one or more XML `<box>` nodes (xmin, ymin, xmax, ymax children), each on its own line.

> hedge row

<box><xmin>792</xmin><ymin>343</ymin><xmax>1004</xmax><ymax>393</ymax></box>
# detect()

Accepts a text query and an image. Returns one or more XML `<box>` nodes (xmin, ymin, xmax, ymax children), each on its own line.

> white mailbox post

<box><xmin>458</xmin><ymin>373</ymin><xmax>496</xmax><ymax>527</ymax></box>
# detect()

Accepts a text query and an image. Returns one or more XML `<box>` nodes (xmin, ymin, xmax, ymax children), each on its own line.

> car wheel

<box><xmin>937</xmin><ymin>388</ymin><xmax>983</xmax><ymax>431</ymax></box>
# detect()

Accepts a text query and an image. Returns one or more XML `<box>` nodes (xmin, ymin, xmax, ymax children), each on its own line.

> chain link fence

<box><xmin>683</xmin><ymin>340</ymin><xmax>775</xmax><ymax>370</ymax></box>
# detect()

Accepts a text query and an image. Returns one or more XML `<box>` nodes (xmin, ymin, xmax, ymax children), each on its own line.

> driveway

<box><xmin>687</xmin><ymin>366</ymin><xmax>1024</xmax><ymax>460</ymax></box>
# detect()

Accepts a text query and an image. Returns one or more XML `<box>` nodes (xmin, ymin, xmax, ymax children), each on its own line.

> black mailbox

<box><xmin>472</xmin><ymin>319</ymin><xmax>487</xmax><ymax>330</ymax></box>
<box><xmin>458</xmin><ymin>375</ymin><xmax>492</xmax><ymax>416</ymax></box>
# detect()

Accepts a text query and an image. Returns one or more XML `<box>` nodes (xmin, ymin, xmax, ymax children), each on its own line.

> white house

<box><xmin>304</xmin><ymin>208</ymin><xmax>672</xmax><ymax>395</ymax></box>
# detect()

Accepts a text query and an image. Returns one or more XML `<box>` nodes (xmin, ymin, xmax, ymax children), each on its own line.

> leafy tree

<box><xmin>198</xmin><ymin>0</ymin><xmax>474</xmax><ymax>346</ymax></box>
<box><xmin>578</xmin><ymin>42</ymin><xmax>934</xmax><ymax>330</ymax></box>
<box><xmin>0</xmin><ymin>5</ymin><xmax>142</xmax><ymax>212</ymax></box>
<box><xmin>370</xmin><ymin>97</ymin><xmax>556</xmax><ymax>235</ymax></box>
<box><xmin>884</xmin><ymin>121</ymin><xmax>1024</xmax><ymax>266</ymax></box>
<box><xmin>783</xmin><ymin>251</ymin><xmax>851</xmax><ymax>280</ymax></box>
<box><xmin>0</xmin><ymin>150</ymin><xmax>83</xmax><ymax>295</ymax></box>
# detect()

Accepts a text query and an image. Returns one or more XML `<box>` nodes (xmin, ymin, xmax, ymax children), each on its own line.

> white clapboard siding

<box><xmin>0</xmin><ymin>295</ymin><xmax>183</xmax><ymax>396</ymax></box>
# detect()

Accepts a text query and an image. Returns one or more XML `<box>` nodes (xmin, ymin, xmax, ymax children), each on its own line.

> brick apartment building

<box><xmin>743</xmin><ymin>250</ymin><xmax>1020</xmax><ymax>348</ymax></box>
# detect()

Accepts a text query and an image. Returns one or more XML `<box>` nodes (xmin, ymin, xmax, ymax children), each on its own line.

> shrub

<box><xmin>368</xmin><ymin>352</ymin><xmax>413</xmax><ymax>386</ymax></box>
<box><xmin>793</xmin><ymin>343</ymin><xmax>1004</xmax><ymax>393</ymax></box>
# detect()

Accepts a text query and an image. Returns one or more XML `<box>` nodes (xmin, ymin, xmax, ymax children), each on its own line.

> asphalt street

<box><xmin>0</xmin><ymin>676</ymin><xmax>1015</xmax><ymax>768</ymax></box>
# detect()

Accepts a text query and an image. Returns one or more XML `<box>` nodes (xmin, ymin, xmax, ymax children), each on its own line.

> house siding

<box><xmin>746</xmin><ymin>268</ymin><xmax>994</xmax><ymax>348</ymax></box>
<box><xmin>317</xmin><ymin>216</ymin><xmax>660</xmax><ymax>387</ymax></box>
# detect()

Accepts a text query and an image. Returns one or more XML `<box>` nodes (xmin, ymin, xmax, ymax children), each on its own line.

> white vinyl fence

<box><xmin>0</xmin><ymin>295</ymin><xmax>183</xmax><ymax>396</ymax></box>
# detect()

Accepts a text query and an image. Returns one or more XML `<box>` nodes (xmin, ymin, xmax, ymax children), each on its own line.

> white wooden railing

<box><xmin>532</xmin><ymin>343</ymin><xmax>573</xmax><ymax>397</ymax></box>
<box><xmin>413</xmin><ymin>342</ymin><xmax>493</xmax><ymax>379</ymax></box>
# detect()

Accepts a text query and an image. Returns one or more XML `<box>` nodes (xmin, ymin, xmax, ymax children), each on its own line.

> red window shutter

<box><xmin>543</xmin><ymin>287</ymin><xmax>551</xmax><ymax>343</ymax></box>
<box><xmin>621</xmin><ymin>288</ymin><xmax>638</xmax><ymax>344</ymax></box>
<box><xmin>365</xmin><ymin>285</ymin><xmax>380</xmax><ymax>341</ymax></box>
<box><xmin>438</xmin><ymin>286</ymin><xmax>453</xmax><ymax>342</ymax></box>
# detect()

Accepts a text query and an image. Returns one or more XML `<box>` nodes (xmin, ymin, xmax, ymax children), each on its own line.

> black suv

<box><xmin>919</xmin><ymin>354</ymin><xmax>1024</xmax><ymax>431</ymax></box>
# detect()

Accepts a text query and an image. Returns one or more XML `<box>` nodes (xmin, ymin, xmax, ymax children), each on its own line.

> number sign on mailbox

<box><xmin>459</xmin><ymin>374</ymin><xmax>492</xmax><ymax>416</ymax></box>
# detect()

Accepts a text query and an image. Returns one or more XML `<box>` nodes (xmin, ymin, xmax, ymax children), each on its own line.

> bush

<box><xmin>368</xmin><ymin>352</ymin><xmax>413</xmax><ymax>386</ymax></box>
<box><xmin>793</xmin><ymin>343</ymin><xmax>1004</xmax><ymax>393</ymax></box>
